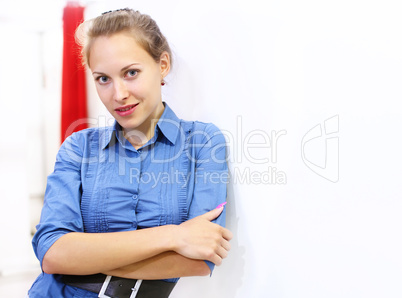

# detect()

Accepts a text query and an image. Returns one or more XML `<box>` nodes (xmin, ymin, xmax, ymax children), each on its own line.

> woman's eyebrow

<box><xmin>92</xmin><ymin>63</ymin><xmax>141</xmax><ymax>76</ymax></box>
<box><xmin>92</xmin><ymin>71</ymin><xmax>105</xmax><ymax>76</ymax></box>
<box><xmin>121</xmin><ymin>63</ymin><xmax>141</xmax><ymax>72</ymax></box>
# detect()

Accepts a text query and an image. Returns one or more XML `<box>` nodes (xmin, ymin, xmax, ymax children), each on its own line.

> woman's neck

<box><xmin>123</xmin><ymin>102</ymin><xmax>165</xmax><ymax>149</ymax></box>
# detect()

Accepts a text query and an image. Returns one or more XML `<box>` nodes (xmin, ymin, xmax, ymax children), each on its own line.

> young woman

<box><xmin>28</xmin><ymin>8</ymin><xmax>232</xmax><ymax>298</ymax></box>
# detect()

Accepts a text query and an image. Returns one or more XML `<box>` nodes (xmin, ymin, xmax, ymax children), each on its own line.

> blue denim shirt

<box><xmin>28</xmin><ymin>103</ymin><xmax>228</xmax><ymax>297</ymax></box>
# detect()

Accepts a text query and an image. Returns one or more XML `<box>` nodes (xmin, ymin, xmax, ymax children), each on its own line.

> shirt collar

<box><xmin>100</xmin><ymin>102</ymin><xmax>180</xmax><ymax>150</ymax></box>
<box><xmin>156</xmin><ymin>102</ymin><xmax>180</xmax><ymax>145</ymax></box>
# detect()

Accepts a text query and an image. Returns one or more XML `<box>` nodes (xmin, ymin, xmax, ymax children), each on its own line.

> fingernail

<box><xmin>216</xmin><ymin>202</ymin><xmax>227</xmax><ymax>209</ymax></box>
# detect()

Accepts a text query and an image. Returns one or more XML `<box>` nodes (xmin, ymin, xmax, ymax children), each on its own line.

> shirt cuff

<box><xmin>204</xmin><ymin>260</ymin><xmax>215</xmax><ymax>277</ymax></box>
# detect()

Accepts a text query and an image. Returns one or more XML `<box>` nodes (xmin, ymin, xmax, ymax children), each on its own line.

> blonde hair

<box><xmin>76</xmin><ymin>8</ymin><xmax>172</xmax><ymax>68</ymax></box>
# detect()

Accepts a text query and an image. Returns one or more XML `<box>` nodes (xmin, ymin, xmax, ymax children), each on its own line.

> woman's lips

<box><xmin>115</xmin><ymin>103</ymin><xmax>138</xmax><ymax>116</ymax></box>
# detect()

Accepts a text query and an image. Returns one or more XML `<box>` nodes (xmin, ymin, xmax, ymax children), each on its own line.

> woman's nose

<box><xmin>113</xmin><ymin>80</ymin><xmax>129</xmax><ymax>102</ymax></box>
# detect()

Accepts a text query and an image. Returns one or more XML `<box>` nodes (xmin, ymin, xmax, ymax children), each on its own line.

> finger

<box><xmin>199</xmin><ymin>206</ymin><xmax>224</xmax><ymax>221</ymax></box>
<box><xmin>209</xmin><ymin>254</ymin><xmax>223</xmax><ymax>266</ymax></box>
<box><xmin>216</xmin><ymin>246</ymin><xmax>229</xmax><ymax>260</ymax></box>
<box><xmin>221</xmin><ymin>239</ymin><xmax>231</xmax><ymax>252</ymax></box>
<box><xmin>215</xmin><ymin>240</ymin><xmax>230</xmax><ymax>260</ymax></box>
<box><xmin>222</xmin><ymin>228</ymin><xmax>233</xmax><ymax>241</ymax></box>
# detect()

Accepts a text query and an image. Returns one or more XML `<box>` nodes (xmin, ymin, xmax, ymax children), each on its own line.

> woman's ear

<box><xmin>159</xmin><ymin>51</ymin><xmax>170</xmax><ymax>78</ymax></box>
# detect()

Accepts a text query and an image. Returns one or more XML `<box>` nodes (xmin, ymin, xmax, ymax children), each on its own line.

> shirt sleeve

<box><xmin>187</xmin><ymin>123</ymin><xmax>229</xmax><ymax>275</ymax></box>
<box><xmin>32</xmin><ymin>132</ymin><xmax>85</xmax><ymax>269</ymax></box>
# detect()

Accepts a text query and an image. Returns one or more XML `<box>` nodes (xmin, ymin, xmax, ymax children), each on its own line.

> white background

<box><xmin>1</xmin><ymin>0</ymin><xmax>401</xmax><ymax>297</ymax></box>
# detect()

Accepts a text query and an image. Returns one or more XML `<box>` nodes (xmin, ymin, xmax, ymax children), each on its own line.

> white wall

<box><xmin>1</xmin><ymin>0</ymin><xmax>402</xmax><ymax>297</ymax></box>
<box><xmin>0</xmin><ymin>27</ymin><xmax>35</xmax><ymax>274</ymax></box>
<box><xmin>86</xmin><ymin>1</ymin><xmax>402</xmax><ymax>297</ymax></box>
<box><xmin>0</xmin><ymin>0</ymin><xmax>64</xmax><ymax>275</ymax></box>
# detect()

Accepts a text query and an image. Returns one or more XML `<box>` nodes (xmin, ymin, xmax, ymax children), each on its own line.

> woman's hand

<box><xmin>173</xmin><ymin>206</ymin><xmax>233</xmax><ymax>266</ymax></box>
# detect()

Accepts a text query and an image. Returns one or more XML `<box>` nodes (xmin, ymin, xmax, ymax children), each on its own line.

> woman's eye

<box><xmin>125</xmin><ymin>70</ymin><xmax>138</xmax><ymax>78</ymax></box>
<box><xmin>97</xmin><ymin>76</ymin><xmax>109</xmax><ymax>84</ymax></box>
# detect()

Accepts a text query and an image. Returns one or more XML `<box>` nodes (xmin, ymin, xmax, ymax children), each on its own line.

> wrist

<box><xmin>161</xmin><ymin>224</ymin><xmax>180</xmax><ymax>252</ymax></box>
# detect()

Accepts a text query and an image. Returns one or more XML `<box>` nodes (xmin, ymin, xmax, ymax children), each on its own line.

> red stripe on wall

<box><xmin>61</xmin><ymin>4</ymin><xmax>87</xmax><ymax>143</ymax></box>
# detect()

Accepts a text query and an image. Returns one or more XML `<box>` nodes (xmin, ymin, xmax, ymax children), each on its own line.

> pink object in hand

<box><xmin>216</xmin><ymin>202</ymin><xmax>227</xmax><ymax>209</ymax></box>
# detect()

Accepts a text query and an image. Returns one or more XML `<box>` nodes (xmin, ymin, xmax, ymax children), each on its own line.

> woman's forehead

<box><xmin>89</xmin><ymin>33</ymin><xmax>155</xmax><ymax>71</ymax></box>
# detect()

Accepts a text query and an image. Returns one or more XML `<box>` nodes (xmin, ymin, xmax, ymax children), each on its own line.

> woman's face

<box><xmin>89</xmin><ymin>32</ymin><xmax>169</xmax><ymax>140</ymax></box>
